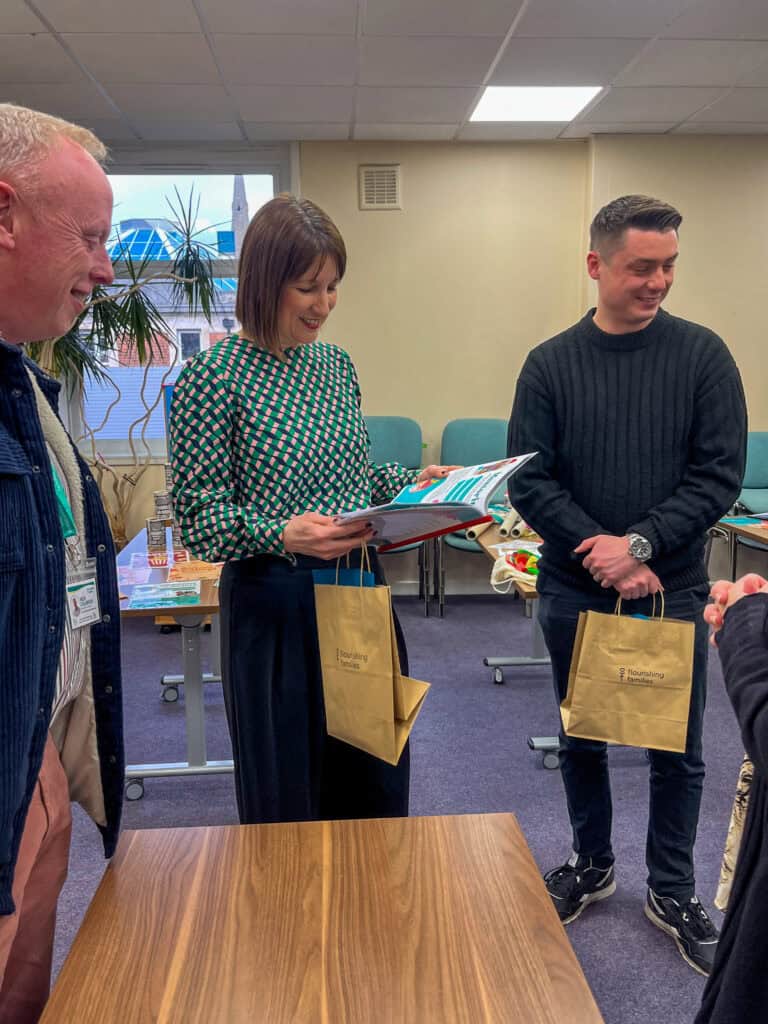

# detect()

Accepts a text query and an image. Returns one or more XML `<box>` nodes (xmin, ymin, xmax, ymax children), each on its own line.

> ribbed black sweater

<box><xmin>507</xmin><ymin>308</ymin><xmax>747</xmax><ymax>592</ymax></box>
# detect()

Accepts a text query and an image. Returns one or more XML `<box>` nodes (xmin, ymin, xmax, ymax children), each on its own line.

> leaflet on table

<box><xmin>128</xmin><ymin>580</ymin><xmax>202</xmax><ymax>609</ymax></box>
<box><xmin>335</xmin><ymin>453</ymin><xmax>537</xmax><ymax>550</ymax></box>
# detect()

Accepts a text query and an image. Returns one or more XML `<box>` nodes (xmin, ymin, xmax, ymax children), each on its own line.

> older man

<box><xmin>0</xmin><ymin>103</ymin><xmax>123</xmax><ymax>1021</ymax></box>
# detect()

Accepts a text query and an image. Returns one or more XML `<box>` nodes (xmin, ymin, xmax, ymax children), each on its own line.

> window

<box><xmin>79</xmin><ymin>172</ymin><xmax>275</xmax><ymax>460</ymax></box>
<box><xmin>179</xmin><ymin>330</ymin><xmax>201</xmax><ymax>360</ymax></box>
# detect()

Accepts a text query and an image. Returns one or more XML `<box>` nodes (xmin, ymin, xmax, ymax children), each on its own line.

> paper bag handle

<box><xmin>333</xmin><ymin>544</ymin><xmax>372</xmax><ymax>588</ymax></box>
<box><xmin>615</xmin><ymin>592</ymin><xmax>665</xmax><ymax>620</ymax></box>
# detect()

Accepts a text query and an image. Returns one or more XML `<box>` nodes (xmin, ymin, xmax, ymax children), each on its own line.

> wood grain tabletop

<box><xmin>42</xmin><ymin>813</ymin><xmax>602</xmax><ymax>1024</ymax></box>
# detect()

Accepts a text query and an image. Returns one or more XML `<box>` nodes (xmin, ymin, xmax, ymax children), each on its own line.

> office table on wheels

<box><xmin>477</xmin><ymin>524</ymin><xmax>559</xmax><ymax>768</ymax></box>
<box><xmin>41</xmin><ymin>812</ymin><xmax>603</xmax><ymax>1024</ymax></box>
<box><xmin>117</xmin><ymin>528</ymin><xmax>233</xmax><ymax>800</ymax></box>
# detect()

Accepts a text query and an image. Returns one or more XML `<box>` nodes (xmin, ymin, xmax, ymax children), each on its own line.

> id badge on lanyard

<box><xmin>66</xmin><ymin>550</ymin><xmax>101</xmax><ymax>629</ymax></box>
<box><xmin>52</xmin><ymin>463</ymin><xmax>101</xmax><ymax>629</ymax></box>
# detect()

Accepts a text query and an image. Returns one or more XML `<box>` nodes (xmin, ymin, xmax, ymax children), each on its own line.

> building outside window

<box><xmin>80</xmin><ymin>173</ymin><xmax>274</xmax><ymax>460</ymax></box>
<box><xmin>179</xmin><ymin>330</ymin><xmax>202</xmax><ymax>360</ymax></box>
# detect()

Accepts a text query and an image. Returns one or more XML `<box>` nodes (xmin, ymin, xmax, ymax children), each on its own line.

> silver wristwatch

<box><xmin>627</xmin><ymin>533</ymin><xmax>652</xmax><ymax>562</ymax></box>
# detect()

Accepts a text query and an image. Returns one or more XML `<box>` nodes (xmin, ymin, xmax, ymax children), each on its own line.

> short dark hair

<box><xmin>589</xmin><ymin>194</ymin><xmax>682</xmax><ymax>255</ymax></box>
<box><xmin>235</xmin><ymin>193</ymin><xmax>347</xmax><ymax>358</ymax></box>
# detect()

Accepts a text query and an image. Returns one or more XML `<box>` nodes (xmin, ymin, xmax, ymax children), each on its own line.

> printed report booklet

<box><xmin>336</xmin><ymin>453</ymin><xmax>537</xmax><ymax>551</ymax></box>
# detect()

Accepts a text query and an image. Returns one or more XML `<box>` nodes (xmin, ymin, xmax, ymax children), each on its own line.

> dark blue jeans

<box><xmin>536</xmin><ymin>572</ymin><xmax>710</xmax><ymax>901</ymax></box>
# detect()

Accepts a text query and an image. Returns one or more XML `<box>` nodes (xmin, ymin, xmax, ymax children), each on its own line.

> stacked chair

<box><xmin>433</xmin><ymin>418</ymin><xmax>509</xmax><ymax>616</ymax></box>
<box><xmin>732</xmin><ymin>431</ymin><xmax>768</xmax><ymax>576</ymax></box>
<box><xmin>365</xmin><ymin>415</ymin><xmax>430</xmax><ymax>616</ymax></box>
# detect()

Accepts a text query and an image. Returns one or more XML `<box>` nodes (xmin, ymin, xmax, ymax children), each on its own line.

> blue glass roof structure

<box><xmin>108</xmin><ymin>219</ymin><xmax>185</xmax><ymax>262</ymax></box>
<box><xmin>213</xmin><ymin>278</ymin><xmax>237</xmax><ymax>293</ymax></box>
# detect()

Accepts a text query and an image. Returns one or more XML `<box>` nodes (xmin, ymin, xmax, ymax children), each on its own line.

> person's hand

<box><xmin>282</xmin><ymin>512</ymin><xmax>374</xmax><ymax>560</ymax></box>
<box><xmin>415</xmin><ymin>464</ymin><xmax>461</xmax><ymax>483</ymax></box>
<box><xmin>704</xmin><ymin>573</ymin><xmax>768</xmax><ymax>646</ymax></box>
<box><xmin>615</xmin><ymin>564</ymin><xmax>663</xmax><ymax>601</ymax></box>
<box><xmin>575</xmin><ymin>534</ymin><xmax>639</xmax><ymax>587</ymax></box>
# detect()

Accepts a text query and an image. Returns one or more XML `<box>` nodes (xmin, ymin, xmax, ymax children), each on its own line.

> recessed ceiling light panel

<box><xmin>470</xmin><ymin>86</ymin><xmax>602</xmax><ymax>122</ymax></box>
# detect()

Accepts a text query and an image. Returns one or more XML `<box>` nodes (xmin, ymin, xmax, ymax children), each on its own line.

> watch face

<box><xmin>630</xmin><ymin>535</ymin><xmax>652</xmax><ymax>560</ymax></box>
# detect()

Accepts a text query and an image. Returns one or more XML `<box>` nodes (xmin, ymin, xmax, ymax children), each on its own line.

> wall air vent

<box><xmin>358</xmin><ymin>164</ymin><xmax>402</xmax><ymax>210</ymax></box>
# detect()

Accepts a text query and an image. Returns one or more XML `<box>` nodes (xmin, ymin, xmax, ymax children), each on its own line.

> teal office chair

<box><xmin>365</xmin><ymin>416</ymin><xmax>430</xmax><ymax>615</ymax></box>
<box><xmin>434</xmin><ymin>418</ymin><xmax>509</xmax><ymax>616</ymax></box>
<box><xmin>730</xmin><ymin>431</ymin><xmax>768</xmax><ymax>577</ymax></box>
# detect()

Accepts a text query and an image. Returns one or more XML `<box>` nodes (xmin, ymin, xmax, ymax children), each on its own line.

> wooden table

<box><xmin>42</xmin><ymin>813</ymin><xmax>603</xmax><ymax>1024</ymax></box>
<box><xmin>712</xmin><ymin>518</ymin><xmax>768</xmax><ymax>579</ymax></box>
<box><xmin>117</xmin><ymin>528</ymin><xmax>233</xmax><ymax>799</ymax></box>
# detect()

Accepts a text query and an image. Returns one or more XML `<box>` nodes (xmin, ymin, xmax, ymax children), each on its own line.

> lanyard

<box><xmin>50</xmin><ymin>463</ymin><xmax>77</xmax><ymax>540</ymax></box>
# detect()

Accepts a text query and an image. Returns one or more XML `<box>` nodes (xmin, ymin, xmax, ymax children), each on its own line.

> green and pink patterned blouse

<box><xmin>170</xmin><ymin>335</ymin><xmax>417</xmax><ymax>562</ymax></box>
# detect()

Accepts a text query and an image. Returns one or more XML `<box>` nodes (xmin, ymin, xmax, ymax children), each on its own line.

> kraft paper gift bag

<box><xmin>560</xmin><ymin>596</ymin><xmax>695</xmax><ymax>753</ymax></box>
<box><xmin>314</xmin><ymin>553</ymin><xmax>430</xmax><ymax>766</ymax></box>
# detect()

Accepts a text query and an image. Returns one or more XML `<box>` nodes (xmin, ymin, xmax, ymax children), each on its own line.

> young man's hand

<box><xmin>615</xmin><ymin>564</ymin><xmax>663</xmax><ymax>601</ymax></box>
<box><xmin>575</xmin><ymin>534</ymin><xmax>640</xmax><ymax>588</ymax></box>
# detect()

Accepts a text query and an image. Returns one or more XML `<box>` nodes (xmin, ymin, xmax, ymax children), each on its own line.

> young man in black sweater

<box><xmin>507</xmin><ymin>194</ymin><xmax>747</xmax><ymax>976</ymax></box>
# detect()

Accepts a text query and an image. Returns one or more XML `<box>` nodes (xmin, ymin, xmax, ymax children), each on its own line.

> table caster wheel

<box><xmin>125</xmin><ymin>779</ymin><xmax>145</xmax><ymax>801</ymax></box>
<box><xmin>543</xmin><ymin>751</ymin><xmax>560</xmax><ymax>771</ymax></box>
<box><xmin>493</xmin><ymin>667</ymin><xmax>504</xmax><ymax>685</ymax></box>
<box><xmin>161</xmin><ymin>684</ymin><xmax>179</xmax><ymax>703</ymax></box>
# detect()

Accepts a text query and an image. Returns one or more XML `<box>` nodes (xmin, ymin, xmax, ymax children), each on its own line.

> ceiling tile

<box><xmin>0</xmin><ymin>33</ymin><xmax>83</xmax><ymax>83</ymax></box>
<box><xmin>363</xmin><ymin>0</ymin><xmax>524</xmax><ymax>38</ymax></box>
<box><xmin>356</xmin><ymin>86</ymin><xmax>477</xmax><ymax>123</ymax></box>
<box><xmin>735</xmin><ymin>60</ymin><xmax>768</xmax><ymax>87</ymax></box>
<box><xmin>64</xmin><ymin>34</ymin><xmax>220</xmax><ymax>84</ymax></box>
<box><xmin>615</xmin><ymin>40</ymin><xmax>768</xmax><ymax>87</ymax></box>
<box><xmin>581</xmin><ymin>86</ymin><xmax>727</xmax><ymax>122</ymax></box>
<box><xmin>490</xmin><ymin>37</ymin><xmax>647</xmax><ymax>86</ymax></box>
<box><xmin>561</xmin><ymin>122</ymin><xmax>677</xmax><ymax>138</ymax></box>
<box><xmin>353</xmin><ymin>122</ymin><xmax>457</xmax><ymax>140</ymax></box>
<box><xmin>77</xmin><ymin>118</ymin><xmax>139</xmax><ymax>141</ymax></box>
<box><xmin>197</xmin><ymin>0</ymin><xmax>357</xmax><ymax>35</ymax></box>
<box><xmin>230</xmin><ymin>85</ymin><xmax>354</xmax><ymax>121</ymax></box>
<box><xmin>516</xmin><ymin>0</ymin><xmax>693</xmax><ymax>38</ymax></box>
<box><xmin>3</xmin><ymin>1</ymin><xmax>47</xmax><ymax>32</ymax></box>
<box><xmin>663</xmin><ymin>0</ymin><xmax>768</xmax><ymax>40</ymax></box>
<box><xmin>133</xmin><ymin>120</ymin><xmax>243</xmax><ymax>141</ymax></box>
<box><xmin>215</xmin><ymin>35</ymin><xmax>357</xmax><ymax>86</ymax></box>
<box><xmin>245</xmin><ymin>122</ymin><xmax>350</xmax><ymax>140</ymax></box>
<box><xmin>106</xmin><ymin>83</ymin><xmax>235</xmax><ymax>119</ymax></box>
<box><xmin>33</xmin><ymin>0</ymin><xmax>201</xmax><ymax>33</ymax></box>
<box><xmin>360</xmin><ymin>36</ymin><xmax>501</xmax><ymax>87</ymax></box>
<box><xmin>673</xmin><ymin>121</ymin><xmax>768</xmax><ymax>133</ymax></box>
<box><xmin>457</xmin><ymin>122</ymin><xmax>566</xmax><ymax>140</ymax></box>
<box><xmin>687</xmin><ymin>87</ymin><xmax>768</xmax><ymax>122</ymax></box>
<box><xmin>1</xmin><ymin>82</ymin><xmax>118</xmax><ymax>119</ymax></box>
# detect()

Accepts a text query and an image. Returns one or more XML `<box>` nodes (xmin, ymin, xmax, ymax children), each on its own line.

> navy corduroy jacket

<box><xmin>0</xmin><ymin>340</ymin><xmax>123</xmax><ymax>914</ymax></box>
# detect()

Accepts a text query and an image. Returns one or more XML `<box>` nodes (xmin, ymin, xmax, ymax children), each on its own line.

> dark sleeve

<box><xmin>627</xmin><ymin>348</ymin><xmax>747</xmax><ymax>554</ymax></box>
<box><xmin>507</xmin><ymin>359</ymin><xmax>605</xmax><ymax>551</ymax></box>
<box><xmin>718</xmin><ymin>593</ymin><xmax>768</xmax><ymax>778</ymax></box>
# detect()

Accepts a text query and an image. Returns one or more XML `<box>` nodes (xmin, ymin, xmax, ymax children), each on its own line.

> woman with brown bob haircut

<box><xmin>170</xmin><ymin>193</ymin><xmax>453</xmax><ymax>824</ymax></box>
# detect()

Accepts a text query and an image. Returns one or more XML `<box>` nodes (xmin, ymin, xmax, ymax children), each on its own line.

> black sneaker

<box><xmin>544</xmin><ymin>856</ymin><xmax>616</xmax><ymax>924</ymax></box>
<box><xmin>644</xmin><ymin>889</ymin><xmax>719</xmax><ymax>976</ymax></box>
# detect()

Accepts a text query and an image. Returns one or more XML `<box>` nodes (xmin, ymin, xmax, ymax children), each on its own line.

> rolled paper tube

<box><xmin>466</xmin><ymin>520</ymin><xmax>493</xmax><ymax>541</ymax></box>
<box><xmin>509</xmin><ymin>520</ymin><xmax>530</xmax><ymax>538</ymax></box>
<box><xmin>498</xmin><ymin>509</ymin><xmax>522</xmax><ymax>537</ymax></box>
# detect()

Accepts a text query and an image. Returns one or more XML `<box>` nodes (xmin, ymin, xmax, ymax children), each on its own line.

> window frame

<box><xmin>72</xmin><ymin>145</ymin><xmax>297</xmax><ymax>462</ymax></box>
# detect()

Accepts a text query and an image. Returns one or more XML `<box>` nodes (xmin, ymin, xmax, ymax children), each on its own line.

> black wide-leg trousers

<box><xmin>219</xmin><ymin>546</ymin><xmax>410</xmax><ymax>824</ymax></box>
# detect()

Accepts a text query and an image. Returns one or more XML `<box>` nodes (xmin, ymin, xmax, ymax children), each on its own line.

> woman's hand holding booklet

<box><xmin>335</xmin><ymin>453</ymin><xmax>537</xmax><ymax>550</ymax></box>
